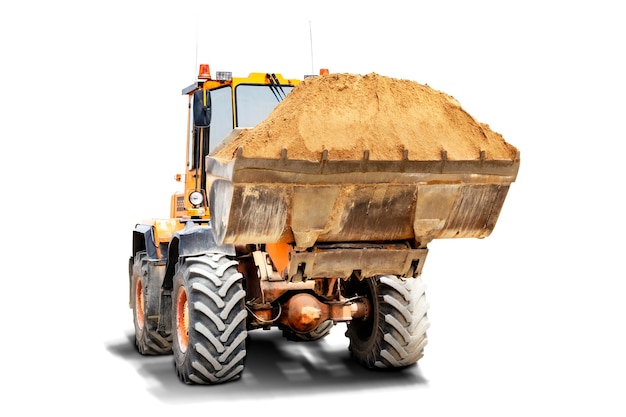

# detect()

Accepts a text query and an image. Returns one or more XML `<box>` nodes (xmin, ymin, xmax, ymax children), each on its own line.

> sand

<box><xmin>212</xmin><ymin>72</ymin><xmax>518</xmax><ymax>162</ymax></box>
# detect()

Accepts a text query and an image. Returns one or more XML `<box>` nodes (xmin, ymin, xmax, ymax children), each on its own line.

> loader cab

<box><xmin>174</xmin><ymin>65</ymin><xmax>300</xmax><ymax>219</ymax></box>
<box><xmin>192</xmin><ymin>80</ymin><xmax>298</xmax><ymax>155</ymax></box>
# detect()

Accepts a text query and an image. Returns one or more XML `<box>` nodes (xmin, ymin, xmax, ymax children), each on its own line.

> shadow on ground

<box><xmin>105</xmin><ymin>325</ymin><xmax>428</xmax><ymax>403</ymax></box>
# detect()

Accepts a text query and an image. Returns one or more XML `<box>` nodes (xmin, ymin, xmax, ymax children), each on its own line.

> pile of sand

<box><xmin>212</xmin><ymin>72</ymin><xmax>518</xmax><ymax>161</ymax></box>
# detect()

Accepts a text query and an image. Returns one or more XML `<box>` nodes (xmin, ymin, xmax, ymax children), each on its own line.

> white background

<box><xmin>1</xmin><ymin>1</ymin><xmax>624</xmax><ymax>415</ymax></box>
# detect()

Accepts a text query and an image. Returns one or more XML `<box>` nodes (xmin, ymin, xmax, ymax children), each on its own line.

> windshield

<box><xmin>235</xmin><ymin>84</ymin><xmax>295</xmax><ymax>128</ymax></box>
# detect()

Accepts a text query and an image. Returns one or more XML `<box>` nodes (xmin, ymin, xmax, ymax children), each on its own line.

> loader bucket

<box><xmin>206</xmin><ymin>148</ymin><xmax>520</xmax><ymax>250</ymax></box>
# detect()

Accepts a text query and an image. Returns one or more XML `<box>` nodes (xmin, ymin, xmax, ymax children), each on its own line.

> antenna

<box><xmin>194</xmin><ymin>15</ymin><xmax>199</xmax><ymax>78</ymax></box>
<box><xmin>309</xmin><ymin>21</ymin><xmax>314</xmax><ymax>74</ymax></box>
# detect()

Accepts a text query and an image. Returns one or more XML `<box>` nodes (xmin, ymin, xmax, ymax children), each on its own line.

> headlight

<box><xmin>189</xmin><ymin>191</ymin><xmax>204</xmax><ymax>206</ymax></box>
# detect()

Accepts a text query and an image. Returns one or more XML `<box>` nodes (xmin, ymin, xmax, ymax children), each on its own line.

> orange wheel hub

<box><xmin>135</xmin><ymin>278</ymin><xmax>145</xmax><ymax>329</ymax></box>
<box><xmin>176</xmin><ymin>287</ymin><xmax>189</xmax><ymax>352</ymax></box>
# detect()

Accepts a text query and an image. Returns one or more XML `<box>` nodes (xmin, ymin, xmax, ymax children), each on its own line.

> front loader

<box><xmin>128</xmin><ymin>64</ymin><xmax>520</xmax><ymax>385</ymax></box>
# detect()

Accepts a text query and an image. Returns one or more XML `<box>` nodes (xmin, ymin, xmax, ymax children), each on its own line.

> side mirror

<box><xmin>193</xmin><ymin>89</ymin><xmax>211</xmax><ymax>127</ymax></box>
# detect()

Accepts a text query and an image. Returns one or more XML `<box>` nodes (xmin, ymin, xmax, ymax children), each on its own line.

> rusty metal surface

<box><xmin>206</xmin><ymin>151</ymin><xmax>519</xmax><ymax>249</ymax></box>
<box><xmin>288</xmin><ymin>245</ymin><xmax>428</xmax><ymax>279</ymax></box>
<box><xmin>273</xmin><ymin>291</ymin><xmax>370</xmax><ymax>333</ymax></box>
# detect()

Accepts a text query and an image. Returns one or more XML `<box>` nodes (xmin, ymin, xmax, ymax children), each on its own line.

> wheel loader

<box><xmin>128</xmin><ymin>64</ymin><xmax>520</xmax><ymax>385</ymax></box>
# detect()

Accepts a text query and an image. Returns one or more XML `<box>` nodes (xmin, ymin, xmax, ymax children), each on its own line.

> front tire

<box><xmin>172</xmin><ymin>253</ymin><xmax>247</xmax><ymax>384</ymax></box>
<box><xmin>346</xmin><ymin>275</ymin><xmax>429</xmax><ymax>369</ymax></box>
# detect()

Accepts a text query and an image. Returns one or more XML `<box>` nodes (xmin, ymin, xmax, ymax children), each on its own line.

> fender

<box><xmin>131</xmin><ymin>224</ymin><xmax>158</xmax><ymax>260</ymax></box>
<box><xmin>162</xmin><ymin>220</ymin><xmax>235</xmax><ymax>292</ymax></box>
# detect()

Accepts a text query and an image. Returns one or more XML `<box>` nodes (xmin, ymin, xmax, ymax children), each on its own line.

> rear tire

<box><xmin>280</xmin><ymin>320</ymin><xmax>334</xmax><ymax>341</ymax></box>
<box><xmin>346</xmin><ymin>275</ymin><xmax>429</xmax><ymax>369</ymax></box>
<box><xmin>131</xmin><ymin>252</ymin><xmax>172</xmax><ymax>355</ymax></box>
<box><xmin>172</xmin><ymin>253</ymin><xmax>247</xmax><ymax>384</ymax></box>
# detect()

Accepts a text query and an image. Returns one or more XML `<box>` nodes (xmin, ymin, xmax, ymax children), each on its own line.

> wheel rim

<box><xmin>176</xmin><ymin>286</ymin><xmax>189</xmax><ymax>353</ymax></box>
<box><xmin>135</xmin><ymin>278</ymin><xmax>145</xmax><ymax>329</ymax></box>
